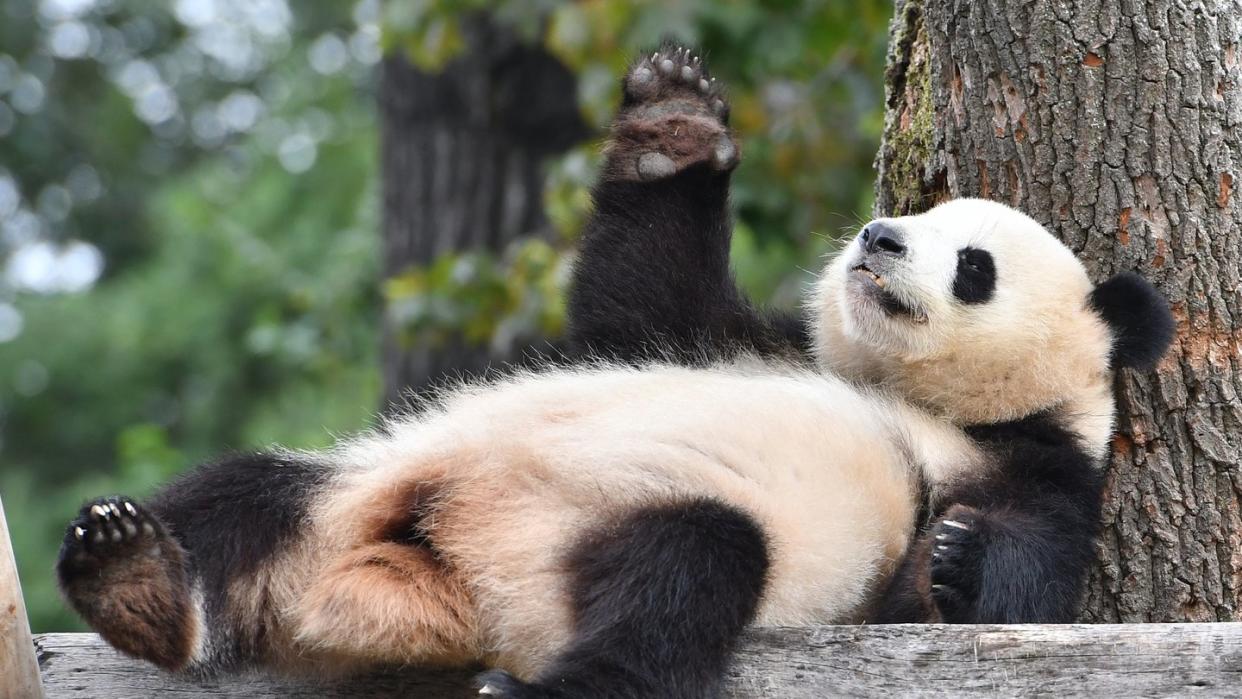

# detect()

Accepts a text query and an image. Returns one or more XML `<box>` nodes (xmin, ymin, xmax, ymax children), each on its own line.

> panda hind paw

<box><xmin>60</xmin><ymin>496</ymin><xmax>166</xmax><ymax>568</ymax></box>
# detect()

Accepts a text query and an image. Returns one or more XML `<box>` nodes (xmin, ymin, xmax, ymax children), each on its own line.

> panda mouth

<box><xmin>850</xmin><ymin>264</ymin><xmax>928</xmax><ymax>324</ymax></box>
<box><xmin>854</xmin><ymin>264</ymin><xmax>887</xmax><ymax>288</ymax></box>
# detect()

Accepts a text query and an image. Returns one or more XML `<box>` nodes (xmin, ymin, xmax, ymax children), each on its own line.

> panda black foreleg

<box><xmin>567</xmin><ymin>45</ymin><xmax>808</xmax><ymax>364</ymax></box>
<box><xmin>928</xmin><ymin>419</ymin><xmax>1107</xmax><ymax>624</ymax></box>
<box><xmin>874</xmin><ymin>413</ymin><xmax>1107</xmax><ymax>624</ymax></box>
<box><xmin>872</xmin><ymin>498</ymin><xmax>1101</xmax><ymax>625</ymax></box>
<box><xmin>928</xmin><ymin>498</ymin><xmax>1101</xmax><ymax>624</ymax></box>
<box><xmin>475</xmin><ymin>498</ymin><xmax>770</xmax><ymax>698</ymax></box>
<box><xmin>56</xmin><ymin>452</ymin><xmax>327</xmax><ymax>672</ymax></box>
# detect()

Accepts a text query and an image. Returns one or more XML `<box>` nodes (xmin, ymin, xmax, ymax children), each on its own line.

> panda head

<box><xmin>809</xmin><ymin>199</ymin><xmax>1174</xmax><ymax>450</ymax></box>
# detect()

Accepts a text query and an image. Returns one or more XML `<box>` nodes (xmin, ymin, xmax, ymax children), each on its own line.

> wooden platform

<box><xmin>29</xmin><ymin>624</ymin><xmax>1242</xmax><ymax>697</ymax></box>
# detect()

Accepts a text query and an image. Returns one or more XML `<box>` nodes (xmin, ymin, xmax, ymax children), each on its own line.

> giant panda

<box><xmin>56</xmin><ymin>47</ymin><xmax>1175</xmax><ymax>698</ymax></box>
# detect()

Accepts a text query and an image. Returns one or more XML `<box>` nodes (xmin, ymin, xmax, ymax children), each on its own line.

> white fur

<box><xmin>274</xmin><ymin>362</ymin><xmax>980</xmax><ymax>674</ymax></box>
<box><xmin>264</xmin><ymin>199</ymin><xmax>1122</xmax><ymax>676</ymax></box>
<box><xmin>811</xmin><ymin>199</ymin><xmax>1117</xmax><ymax>456</ymax></box>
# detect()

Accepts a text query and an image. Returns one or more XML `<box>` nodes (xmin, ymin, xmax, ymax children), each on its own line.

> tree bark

<box><xmin>876</xmin><ymin>0</ymin><xmax>1242</xmax><ymax>621</ymax></box>
<box><xmin>379</xmin><ymin>16</ymin><xmax>587</xmax><ymax>405</ymax></box>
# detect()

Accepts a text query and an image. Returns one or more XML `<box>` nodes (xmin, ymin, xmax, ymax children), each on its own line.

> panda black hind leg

<box><xmin>567</xmin><ymin>45</ymin><xmax>807</xmax><ymax>363</ymax></box>
<box><xmin>56</xmin><ymin>496</ymin><xmax>197</xmax><ymax>670</ymax></box>
<box><xmin>474</xmin><ymin>498</ymin><xmax>770</xmax><ymax>698</ymax></box>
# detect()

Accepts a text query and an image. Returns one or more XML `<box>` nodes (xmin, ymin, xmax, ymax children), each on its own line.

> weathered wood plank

<box><xmin>35</xmin><ymin>624</ymin><xmax>1242</xmax><ymax>698</ymax></box>
<box><xmin>1</xmin><ymin>497</ymin><xmax>43</xmax><ymax>699</ymax></box>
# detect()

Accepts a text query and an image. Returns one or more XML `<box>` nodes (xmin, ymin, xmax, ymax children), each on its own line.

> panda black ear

<box><xmin>1089</xmin><ymin>272</ymin><xmax>1176</xmax><ymax>370</ymax></box>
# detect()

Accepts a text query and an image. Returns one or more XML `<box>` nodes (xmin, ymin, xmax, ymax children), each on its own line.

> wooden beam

<box><xmin>1</xmin><ymin>497</ymin><xmax>43</xmax><ymax>699</ymax></box>
<box><xmin>34</xmin><ymin>623</ymin><xmax>1242</xmax><ymax>697</ymax></box>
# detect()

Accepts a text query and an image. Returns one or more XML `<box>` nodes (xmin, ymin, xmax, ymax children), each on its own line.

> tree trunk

<box><xmin>876</xmin><ymin>0</ymin><xmax>1242</xmax><ymax>621</ymax></box>
<box><xmin>379</xmin><ymin>16</ymin><xmax>587</xmax><ymax>406</ymax></box>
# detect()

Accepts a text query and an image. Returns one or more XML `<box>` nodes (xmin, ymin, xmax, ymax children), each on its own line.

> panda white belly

<box><xmin>316</xmin><ymin>363</ymin><xmax>974</xmax><ymax>673</ymax></box>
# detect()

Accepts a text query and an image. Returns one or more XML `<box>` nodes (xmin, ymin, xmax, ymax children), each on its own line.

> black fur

<box><xmin>475</xmin><ymin>498</ymin><xmax>770</xmax><ymax>698</ymax></box>
<box><xmin>57</xmin><ymin>496</ymin><xmax>197</xmax><ymax>669</ymax></box>
<box><xmin>57</xmin><ymin>452</ymin><xmax>328</xmax><ymax>670</ymax></box>
<box><xmin>952</xmin><ymin>247</ymin><xmax>996</xmax><ymax>304</ymax></box>
<box><xmin>1089</xmin><ymin>271</ymin><xmax>1176</xmax><ymax>369</ymax></box>
<box><xmin>151</xmin><ymin>452</ymin><xmax>327</xmax><ymax>661</ymax></box>
<box><xmin>871</xmin><ymin>412</ymin><xmax>1104</xmax><ymax>623</ymax></box>
<box><xmin>566</xmin><ymin>48</ymin><xmax>808</xmax><ymax>365</ymax></box>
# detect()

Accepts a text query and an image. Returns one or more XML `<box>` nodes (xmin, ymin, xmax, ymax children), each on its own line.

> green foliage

<box><xmin>0</xmin><ymin>0</ymin><xmax>382</xmax><ymax>630</ymax></box>
<box><xmin>383</xmin><ymin>0</ymin><xmax>892</xmax><ymax>346</ymax></box>
<box><xmin>386</xmin><ymin>239</ymin><xmax>569</xmax><ymax>350</ymax></box>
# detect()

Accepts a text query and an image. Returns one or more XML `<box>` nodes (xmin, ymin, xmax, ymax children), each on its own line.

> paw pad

<box><xmin>625</xmin><ymin>46</ymin><xmax>724</xmax><ymax>114</ymax></box>
<box><xmin>608</xmin><ymin>46</ymin><xmax>737</xmax><ymax>182</ymax></box>
<box><xmin>637</xmin><ymin>152</ymin><xmax>677</xmax><ymax>180</ymax></box>
<box><xmin>63</xmin><ymin>496</ymin><xmax>163</xmax><ymax>560</ymax></box>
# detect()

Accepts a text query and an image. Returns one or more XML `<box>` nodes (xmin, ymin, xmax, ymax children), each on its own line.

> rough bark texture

<box><xmin>380</xmin><ymin>17</ymin><xmax>588</xmax><ymax>405</ymax></box>
<box><xmin>33</xmin><ymin>625</ymin><xmax>1242</xmax><ymax>697</ymax></box>
<box><xmin>876</xmin><ymin>0</ymin><xmax>1242</xmax><ymax>621</ymax></box>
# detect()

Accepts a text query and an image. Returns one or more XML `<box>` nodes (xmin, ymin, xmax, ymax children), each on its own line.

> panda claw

<box><xmin>64</xmin><ymin>496</ymin><xmax>168</xmax><ymax>563</ymax></box>
<box><xmin>609</xmin><ymin>46</ymin><xmax>734</xmax><ymax>182</ymax></box>
<box><xmin>941</xmin><ymin>519</ymin><xmax>971</xmax><ymax>531</ymax></box>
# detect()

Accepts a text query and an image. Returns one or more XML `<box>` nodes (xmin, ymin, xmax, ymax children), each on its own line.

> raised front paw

<box><xmin>929</xmin><ymin>504</ymin><xmax>987</xmax><ymax>623</ymax></box>
<box><xmin>605</xmin><ymin>45</ymin><xmax>738</xmax><ymax>182</ymax></box>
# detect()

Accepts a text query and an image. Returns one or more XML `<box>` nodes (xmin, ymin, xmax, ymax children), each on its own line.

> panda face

<box><xmin>832</xmin><ymin>199</ymin><xmax>1093</xmax><ymax>357</ymax></box>
<box><xmin>809</xmin><ymin>199</ymin><xmax>1117</xmax><ymax>446</ymax></box>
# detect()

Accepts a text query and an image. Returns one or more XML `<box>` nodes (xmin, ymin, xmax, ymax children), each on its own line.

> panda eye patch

<box><xmin>953</xmin><ymin>247</ymin><xmax>996</xmax><ymax>304</ymax></box>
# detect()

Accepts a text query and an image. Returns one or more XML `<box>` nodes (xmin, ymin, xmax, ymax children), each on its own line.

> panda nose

<box><xmin>860</xmin><ymin>222</ymin><xmax>906</xmax><ymax>257</ymax></box>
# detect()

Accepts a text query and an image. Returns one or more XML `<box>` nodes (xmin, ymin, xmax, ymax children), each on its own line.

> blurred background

<box><xmin>0</xmin><ymin>0</ymin><xmax>891</xmax><ymax>631</ymax></box>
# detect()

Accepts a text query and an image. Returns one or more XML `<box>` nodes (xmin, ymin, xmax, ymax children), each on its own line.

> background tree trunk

<box><xmin>379</xmin><ymin>16</ymin><xmax>587</xmax><ymax>406</ymax></box>
<box><xmin>876</xmin><ymin>0</ymin><xmax>1242</xmax><ymax>621</ymax></box>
